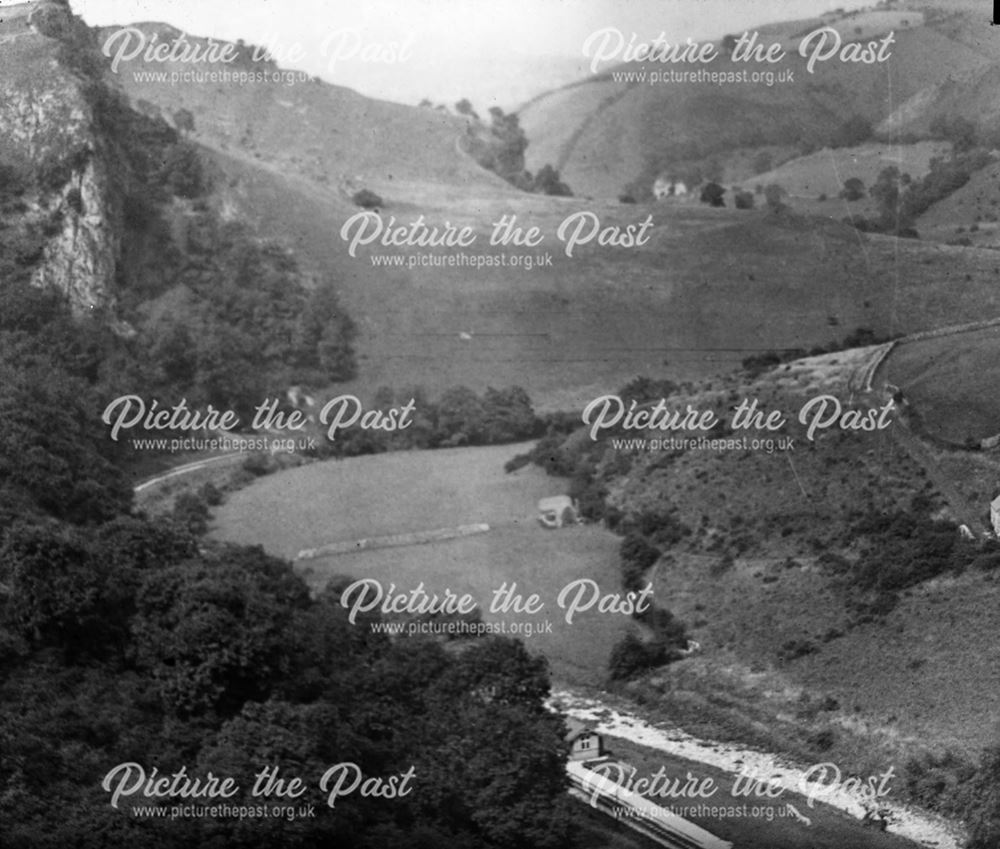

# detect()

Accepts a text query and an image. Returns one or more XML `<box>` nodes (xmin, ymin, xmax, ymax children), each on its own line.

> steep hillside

<box><xmin>886</xmin><ymin>326</ymin><xmax>1000</xmax><ymax>445</ymax></box>
<box><xmin>914</xmin><ymin>157</ymin><xmax>1000</xmax><ymax>245</ymax></box>
<box><xmin>97</xmin><ymin>22</ymin><xmax>507</xmax><ymax>192</ymax></box>
<box><xmin>524</xmin><ymin>346</ymin><xmax>1000</xmax><ymax>763</ymax></box>
<box><xmin>520</xmin><ymin>6</ymin><xmax>994</xmax><ymax>200</ymax></box>
<box><xmin>177</xmin><ymin>142</ymin><xmax>1000</xmax><ymax>408</ymax></box>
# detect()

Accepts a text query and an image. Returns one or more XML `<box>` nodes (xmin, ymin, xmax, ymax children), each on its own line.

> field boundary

<box><xmin>296</xmin><ymin>523</ymin><xmax>491</xmax><ymax>560</ymax></box>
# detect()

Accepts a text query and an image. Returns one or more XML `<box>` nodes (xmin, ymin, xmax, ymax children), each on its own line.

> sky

<box><xmin>72</xmin><ymin>0</ymin><xmax>881</xmax><ymax>107</ymax></box>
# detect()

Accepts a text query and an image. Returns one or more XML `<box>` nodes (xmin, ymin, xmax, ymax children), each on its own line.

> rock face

<box><xmin>30</xmin><ymin>154</ymin><xmax>119</xmax><ymax>313</ymax></box>
<box><xmin>0</xmin><ymin>1</ymin><xmax>120</xmax><ymax>313</ymax></box>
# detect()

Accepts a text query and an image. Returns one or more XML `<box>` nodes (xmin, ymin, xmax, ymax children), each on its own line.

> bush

<box><xmin>778</xmin><ymin>638</ymin><xmax>817</xmax><ymax>662</ymax></box>
<box><xmin>620</xmin><ymin>532</ymin><xmax>660</xmax><ymax>589</ymax></box>
<box><xmin>840</xmin><ymin>177</ymin><xmax>866</xmax><ymax>201</ymax></box>
<box><xmin>764</xmin><ymin>183</ymin><xmax>786</xmax><ymax>212</ymax></box>
<box><xmin>532</xmin><ymin>164</ymin><xmax>573</xmax><ymax>197</ymax></box>
<box><xmin>700</xmin><ymin>182</ymin><xmax>725</xmax><ymax>207</ymax></box>
<box><xmin>198</xmin><ymin>481</ymin><xmax>223</xmax><ymax>506</ymax></box>
<box><xmin>352</xmin><ymin>188</ymin><xmax>383</xmax><ymax>209</ymax></box>
<box><xmin>608</xmin><ymin>632</ymin><xmax>678</xmax><ymax>680</ymax></box>
<box><xmin>242</xmin><ymin>453</ymin><xmax>280</xmax><ymax>477</ymax></box>
<box><xmin>172</xmin><ymin>492</ymin><xmax>209</xmax><ymax>535</ymax></box>
<box><xmin>832</xmin><ymin>114</ymin><xmax>873</xmax><ymax>147</ymax></box>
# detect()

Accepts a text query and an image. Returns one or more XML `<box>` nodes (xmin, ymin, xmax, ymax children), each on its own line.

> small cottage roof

<box><xmin>539</xmin><ymin>495</ymin><xmax>573</xmax><ymax>512</ymax></box>
<box><xmin>564</xmin><ymin>718</ymin><xmax>597</xmax><ymax>742</ymax></box>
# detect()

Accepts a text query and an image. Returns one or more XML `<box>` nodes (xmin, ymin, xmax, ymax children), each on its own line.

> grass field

<box><xmin>210</xmin><ymin>443</ymin><xmax>632</xmax><ymax>685</ymax></box>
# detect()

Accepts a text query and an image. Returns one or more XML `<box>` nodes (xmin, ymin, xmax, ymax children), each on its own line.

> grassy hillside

<box><xmin>520</xmin><ymin>7</ymin><xmax>992</xmax><ymax>200</ymax></box>
<box><xmin>515</xmin><ymin>348</ymin><xmax>1000</xmax><ymax>766</ymax></box>
<box><xmin>99</xmin><ymin>22</ymin><xmax>506</xmax><ymax>192</ymax></box>
<box><xmin>149</xmin><ymin>138</ymin><xmax>1000</xmax><ymax>410</ymax></box>
<box><xmin>745</xmin><ymin>140</ymin><xmax>950</xmax><ymax>199</ymax></box>
<box><xmin>915</xmin><ymin>158</ymin><xmax>1000</xmax><ymax>246</ymax></box>
<box><xmin>886</xmin><ymin>327</ymin><xmax>1000</xmax><ymax>444</ymax></box>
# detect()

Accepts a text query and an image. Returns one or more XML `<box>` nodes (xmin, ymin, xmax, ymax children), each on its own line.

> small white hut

<box><xmin>538</xmin><ymin>496</ymin><xmax>579</xmax><ymax>529</ymax></box>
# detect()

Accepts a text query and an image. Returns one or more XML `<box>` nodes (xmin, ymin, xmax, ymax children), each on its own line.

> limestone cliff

<box><xmin>0</xmin><ymin>0</ymin><xmax>120</xmax><ymax>313</ymax></box>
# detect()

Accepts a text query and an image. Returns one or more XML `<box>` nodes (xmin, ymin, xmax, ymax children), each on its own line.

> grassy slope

<box><xmin>746</xmin><ymin>140</ymin><xmax>950</xmax><ymax>199</ymax></box>
<box><xmin>915</xmin><ymin>158</ymin><xmax>1000</xmax><ymax>246</ymax></box>
<box><xmin>99</xmin><ymin>22</ymin><xmax>503</xmax><ymax>190</ymax></box>
<box><xmin>98</xmin><ymin>20</ymin><xmax>1000</xmax><ymax>416</ymax></box>
<box><xmin>887</xmin><ymin>327</ymin><xmax>1000</xmax><ymax>443</ymax></box>
<box><xmin>163</xmin><ymin>140</ymin><xmax>1000</xmax><ymax>410</ymax></box>
<box><xmin>521</xmin><ymin>16</ymin><xmax>988</xmax><ymax>200</ymax></box>
<box><xmin>593</xmin><ymin>352</ymin><xmax>1000</xmax><ymax>756</ymax></box>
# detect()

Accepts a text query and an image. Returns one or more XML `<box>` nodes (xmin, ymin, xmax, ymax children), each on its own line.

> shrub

<box><xmin>808</xmin><ymin>729</ymin><xmax>837</xmax><ymax>752</ymax></box>
<box><xmin>778</xmin><ymin>638</ymin><xmax>817</xmax><ymax>662</ymax></box>
<box><xmin>832</xmin><ymin>114</ymin><xmax>873</xmax><ymax>147</ymax></box>
<box><xmin>532</xmin><ymin>164</ymin><xmax>573</xmax><ymax>197</ymax></box>
<box><xmin>172</xmin><ymin>492</ymin><xmax>209</xmax><ymax>535</ymax></box>
<box><xmin>764</xmin><ymin>183</ymin><xmax>786</xmax><ymax>212</ymax></box>
<box><xmin>620</xmin><ymin>532</ymin><xmax>660</xmax><ymax>591</ymax></box>
<box><xmin>840</xmin><ymin>177</ymin><xmax>866</xmax><ymax>201</ymax></box>
<box><xmin>608</xmin><ymin>632</ymin><xmax>679</xmax><ymax>680</ymax></box>
<box><xmin>352</xmin><ymin>188</ymin><xmax>383</xmax><ymax>209</ymax></box>
<box><xmin>198</xmin><ymin>481</ymin><xmax>223</xmax><ymax>506</ymax></box>
<box><xmin>700</xmin><ymin>182</ymin><xmax>725</xmax><ymax>207</ymax></box>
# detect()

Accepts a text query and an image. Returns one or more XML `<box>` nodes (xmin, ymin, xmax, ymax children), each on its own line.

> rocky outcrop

<box><xmin>29</xmin><ymin>155</ymin><xmax>119</xmax><ymax>313</ymax></box>
<box><xmin>0</xmin><ymin>2</ymin><xmax>120</xmax><ymax>313</ymax></box>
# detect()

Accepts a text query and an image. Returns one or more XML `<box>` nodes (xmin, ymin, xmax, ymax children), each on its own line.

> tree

<box><xmin>481</xmin><ymin>386</ymin><xmax>538</xmax><ymax>443</ymax></box>
<box><xmin>0</xmin><ymin>521</ymin><xmax>133</xmax><ymax>653</ymax></box>
<box><xmin>871</xmin><ymin>165</ymin><xmax>908</xmax><ymax>231</ymax></box>
<box><xmin>172</xmin><ymin>108</ymin><xmax>195</xmax><ymax>135</ymax></box>
<box><xmin>435</xmin><ymin>386</ymin><xmax>486</xmax><ymax>446</ymax></box>
<box><xmin>929</xmin><ymin>114</ymin><xmax>977</xmax><ymax>153</ymax></box>
<box><xmin>764</xmin><ymin>183</ymin><xmax>787</xmax><ymax>212</ymax></box>
<box><xmin>965</xmin><ymin>743</ymin><xmax>1000</xmax><ymax>848</ymax></box>
<box><xmin>840</xmin><ymin>177</ymin><xmax>866</xmax><ymax>201</ymax></box>
<box><xmin>752</xmin><ymin>151</ymin><xmax>773</xmax><ymax>175</ymax></box>
<box><xmin>734</xmin><ymin>189</ymin><xmax>755</xmax><ymax>209</ymax></box>
<box><xmin>832</xmin><ymin>114</ymin><xmax>873</xmax><ymax>147</ymax></box>
<box><xmin>700</xmin><ymin>182</ymin><xmax>726</xmax><ymax>207</ymax></box>
<box><xmin>532</xmin><ymin>164</ymin><xmax>573</xmax><ymax>197</ymax></box>
<box><xmin>132</xmin><ymin>545</ymin><xmax>311</xmax><ymax>717</ymax></box>
<box><xmin>352</xmin><ymin>188</ymin><xmax>383</xmax><ymax>209</ymax></box>
<box><xmin>0</xmin><ymin>352</ymin><xmax>131</xmax><ymax>525</ymax></box>
<box><xmin>609</xmin><ymin>632</ymin><xmax>660</xmax><ymax>679</ymax></box>
<box><xmin>620</xmin><ymin>532</ymin><xmax>660</xmax><ymax>591</ymax></box>
<box><xmin>454</xmin><ymin>98</ymin><xmax>479</xmax><ymax>120</ymax></box>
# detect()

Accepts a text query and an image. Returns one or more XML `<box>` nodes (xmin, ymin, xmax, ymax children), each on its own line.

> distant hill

<box><xmin>519</xmin><ymin>4</ymin><xmax>998</xmax><ymax>200</ymax></box>
<box><xmin>97</xmin><ymin>22</ymin><xmax>506</xmax><ymax>192</ymax></box>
